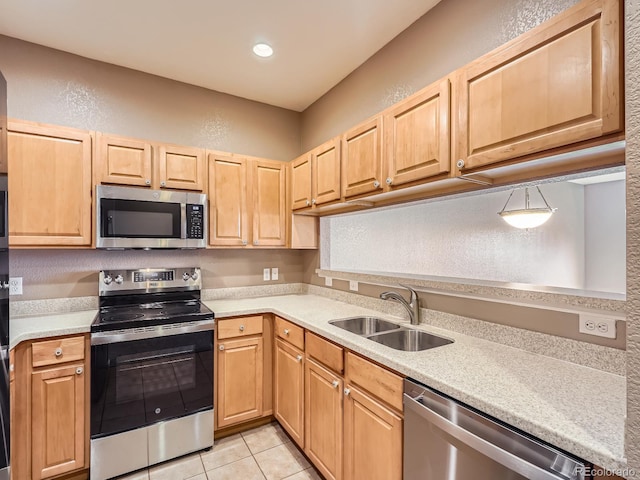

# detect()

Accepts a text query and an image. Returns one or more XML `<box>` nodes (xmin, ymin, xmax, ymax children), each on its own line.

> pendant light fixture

<box><xmin>498</xmin><ymin>186</ymin><xmax>557</xmax><ymax>229</ymax></box>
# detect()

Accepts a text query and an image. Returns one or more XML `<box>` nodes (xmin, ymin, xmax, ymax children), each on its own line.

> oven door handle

<box><xmin>91</xmin><ymin>319</ymin><xmax>215</xmax><ymax>345</ymax></box>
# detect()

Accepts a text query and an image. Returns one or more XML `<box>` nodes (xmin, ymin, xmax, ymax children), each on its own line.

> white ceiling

<box><xmin>0</xmin><ymin>0</ymin><xmax>441</xmax><ymax>111</ymax></box>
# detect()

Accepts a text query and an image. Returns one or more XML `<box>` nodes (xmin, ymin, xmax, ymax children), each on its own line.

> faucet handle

<box><xmin>399</xmin><ymin>283</ymin><xmax>418</xmax><ymax>300</ymax></box>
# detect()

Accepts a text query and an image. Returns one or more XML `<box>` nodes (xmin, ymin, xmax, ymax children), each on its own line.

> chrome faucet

<box><xmin>380</xmin><ymin>284</ymin><xmax>421</xmax><ymax>325</ymax></box>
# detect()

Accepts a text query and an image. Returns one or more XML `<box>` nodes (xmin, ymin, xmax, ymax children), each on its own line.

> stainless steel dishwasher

<box><xmin>404</xmin><ymin>379</ymin><xmax>588</xmax><ymax>480</ymax></box>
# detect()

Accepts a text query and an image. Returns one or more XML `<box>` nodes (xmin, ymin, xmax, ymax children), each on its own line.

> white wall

<box><xmin>321</xmin><ymin>180</ymin><xmax>625</xmax><ymax>294</ymax></box>
<box><xmin>584</xmin><ymin>180</ymin><xmax>626</xmax><ymax>292</ymax></box>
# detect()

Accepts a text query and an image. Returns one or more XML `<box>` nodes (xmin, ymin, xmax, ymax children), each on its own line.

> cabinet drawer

<box><xmin>217</xmin><ymin>316</ymin><xmax>263</xmax><ymax>340</ymax></box>
<box><xmin>306</xmin><ymin>332</ymin><xmax>343</xmax><ymax>374</ymax></box>
<box><xmin>31</xmin><ymin>336</ymin><xmax>85</xmax><ymax>368</ymax></box>
<box><xmin>275</xmin><ymin>317</ymin><xmax>304</xmax><ymax>350</ymax></box>
<box><xmin>345</xmin><ymin>352</ymin><xmax>403</xmax><ymax>412</ymax></box>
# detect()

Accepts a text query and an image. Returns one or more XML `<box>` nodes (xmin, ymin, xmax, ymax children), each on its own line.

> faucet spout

<box><xmin>379</xmin><ymin>284</ymin><xmax>421</xmax><ymax>325</ymax></box>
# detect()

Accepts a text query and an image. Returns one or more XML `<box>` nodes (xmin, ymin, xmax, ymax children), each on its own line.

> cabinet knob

<box><xmin>254</xmin><ymin>240</ymin><xmax>259</xmax><ymax>246</ymax></box>
<box><xmin>242</xmin><ymin>240</ymin><xmax>248</xmax><ymax>246</ymax></box>
<box><xmin>305</xmin><ymin>200</ymin><xmax>311</xmax><ymax>207</ymax></box>
<box><xmin>55</xmin><ymin>348</ymin><xmax>62</xmax><ymax>357</ymax></box>
<box><xmin>456</xmin><ymin>159</ymin><xmax>465</xmax><ymax>169</ymax></box>
<box><xmin>386</xmin><ymin>177</ymin><xmax>393</xmax><ymax>185</ymax></box>
<box><xmin>239</xmin><ymin>325</ymin><xmax>245</xmax><ymax>332</ymax></box>
<box><xmin>76</xmin><ymin>367</ymin><xmax>83</xmax><ymax>375</ymax></box>
<box><xmin>145</xmin><ymin>179</ymin><xmax>151</xmax><ymax>185</ymax></box>
<box><xmin>284</xmin><ymin>329</ymin><xmax>290</xmax><ymax>335</ymax></box>
<box><xmin>373</xmin><ymin>180</ymin><xmax>380</xmax><ymax>188</ymax></box>
<box><xmin>160</xmin><ymin>181</ymin><xmax>166</xmax><ymax>187</ymax></box>
<box><xmin>311</xmin><ymin>198</ymin><xmax>317</xmax><ymax>205</ymax></box>
<box><xmin>332</xmin><ymin>380</ymin><xmax>339</xmax><ymax>389</ymax></box>
<box><xmin>344</xmin><ymin>388</ymin><xmax>351</xmax><ymax>396</ymax></box>
<box><xmin>219</xmin><ymin>345</ymin><xmax>225</xmax><ymax>351</ymax></box>
<box><xmin>296</xmin><ymin>355</ymin><xmax>303</xmax><ymax>363</ymax></box>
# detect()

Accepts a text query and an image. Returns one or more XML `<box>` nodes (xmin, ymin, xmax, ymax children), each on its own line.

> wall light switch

<box><xmin>325</xmin><ymin>277</ymin><xmax>333</xmax><ymax>287</ymax></box>
<box><xmin>263</xmin><ymin>268</ymin><xmax>271</xmax><ymax>281</ymax></box>
<box><xmin>9</xmin><ymin>277</ymin><xmax>22</xmax><ymax>295</ymax></box>
<box><xmin>349</xmin><ymin>280</ymin><xmax>358</xmax><ymax>292</ymax></box>
<box><xmin>271</xmin><ymin>268</ymin><xmax>279</xmax><ymax>281</ymax></box>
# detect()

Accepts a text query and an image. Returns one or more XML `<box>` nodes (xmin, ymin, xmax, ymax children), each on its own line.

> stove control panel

<box><xmin>99</xmin><ymin>268</ymin><xmax>202</xmax><ymax>296</ymax></box>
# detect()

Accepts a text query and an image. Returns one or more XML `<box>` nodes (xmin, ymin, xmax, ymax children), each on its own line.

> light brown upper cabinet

<box><xmin>208</xmin><ymin>152</ymin><xmax>249</xmax><ymax>247</ymax></box>
<box><xmin>95</xmin><ymin>132</ymin><xmax>205</xmax><ymax>191</ymax></box>
<box><xmin>383</xmin><ymin>79</ymin><xmax>451</xmax><ymax>189</ymax></box>
<box><xmin>290</xmin><ymin>137</ymin><xmax>341</xmax><ymax>211</ymax></box>
<box><xmin>453</xmin><ymin>0</ymin><xmax>622</xmax><ymax>174</ymax></box>
<box><xmin>252</xmin><ymin>159</ymin><xmax>287</xmax><ymax>247</ymax></box>
<box><xmin>342</xmin><ymin>116</ymin><xmax>383</xmax><ymax>199</ymax></box>
<box><xmin>8</xmin><ymin>120</ymin><xmax>93</xmax><ymax>247</ymax></box>
<box><xmin>207</xmin><ymin>152</ymin><xmax>286</xmax><ymax>248</ymax></box>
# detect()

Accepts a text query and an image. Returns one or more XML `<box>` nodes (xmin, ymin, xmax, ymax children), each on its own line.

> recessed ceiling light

<box><xmin>253</xmin><ymin>43</ymin><xmax>273</xmax><ymax>58</ymax></box>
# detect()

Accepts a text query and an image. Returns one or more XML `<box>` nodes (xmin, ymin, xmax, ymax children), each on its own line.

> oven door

<box><xmin>91</xmin><ymin>330</ymin><xmax>213</xmax><ymax>439</ymax></box>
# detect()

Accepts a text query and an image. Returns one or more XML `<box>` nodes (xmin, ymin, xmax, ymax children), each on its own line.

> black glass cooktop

<box><xmin>92</xmin><ymin>296</ymin><xmax>214</xmax><ymax>333</ymax></box>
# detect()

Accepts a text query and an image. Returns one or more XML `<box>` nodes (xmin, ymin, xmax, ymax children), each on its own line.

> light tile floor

<box><xmin>116</xmin><ymin>422</ymin><xmax>323</xmax><ymax>480</ymax></box>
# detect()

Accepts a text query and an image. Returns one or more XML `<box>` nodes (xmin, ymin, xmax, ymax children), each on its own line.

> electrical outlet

<box><xmin>9</xmin><ymin>277</ymin><xmax>23</xmax><ymax>295</ymax></box>
<box><xmin>324</xmin><ymin>277</ymin><xmax>333</xmax><ymax>287</ymax></box>
<box><xmin>271</xmin><ymin>268</ymin><xmax>279</xmax><ymax>281</ymax></box>
<box><xmin>349</xmin><ymin>280</ymin><xmax>358</xmax><ymax>292</ymax></box>
<box><xmin>579</xmin><ymin>314</ymin><xmax>616</xmax><ymax>339</ymax></box>
<box><xmin>263</xmin><ymin>268</ymin><xmax>271</xmax><ymax>281</ymax></box>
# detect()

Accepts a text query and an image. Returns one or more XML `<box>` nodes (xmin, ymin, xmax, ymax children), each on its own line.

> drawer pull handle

<box><xmin>76</xmin><ymin>367</ymin><xmax>83</xmax><ymax>375</ymax></box>
<box><xmin>239</xmin><ymin>325</ymin><xmax>245</xmax><ymax>332</ymax></box>
<box><xmin>344</xmin><ymin>388</ymin><xmax>351</xmax><ymax>396</ymax></box>
<box><xmin>219</xmin><ymin>345</ymin><xmax>225</xmax><ymax>351</ymax></box>
<box><xmin>284</xmin><ymin>329</ymin><xmax>290</xmax><ymax>335</ymax></box>
<box><xmin>55</xmin><ymin>348</ymin><xmax>63</xmax><ymax>357</ymax></box>
<box><xmin>296</xmin><ymin>355</ymin><xmax>302</xmax><ymax>363</ymax></box>
<box><xmin>332</xmin><ymin>380</ymin><xmax>339</xmax><ymax>388</ymax></box>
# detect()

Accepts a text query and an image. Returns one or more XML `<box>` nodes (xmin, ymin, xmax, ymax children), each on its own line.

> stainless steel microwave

<box><xmin>96</xmin><ymin>185</ymin><xmax>207</xmax><ymax>249</ymax></box>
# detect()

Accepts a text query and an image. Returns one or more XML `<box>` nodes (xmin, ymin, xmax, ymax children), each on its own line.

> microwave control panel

<box><xmin>186</xmin><ymin>204</ymin><xmax>204</xmax><ymax>239</ymax></box>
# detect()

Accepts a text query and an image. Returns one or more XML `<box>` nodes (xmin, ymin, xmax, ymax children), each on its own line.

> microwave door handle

<box><xmin>181</xmin><ymin>203</ymin><xmax>187</xmax><ymax>239</ymax></box>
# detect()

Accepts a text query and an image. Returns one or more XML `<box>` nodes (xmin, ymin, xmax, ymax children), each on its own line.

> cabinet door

<box><xmin>342</xmin><ymin>116</ymin><xmax>383</xmax><ymax>199</ymax></box>
<box><xmin>252</xmin><ymin>159</ymin><xmax>286</xmax><ymax>247</ymax></box>
<box><xmin>157</xmin><ymin>144</ymin><xmax>205</xmax><ymax>191</ymax></box>
<box><xmin>305</xmin><ymin>359</ymin><xmax>343</xmax><ymax>480</ymax></box>
<box><xmin>217</xmin><ymin>336</ymin><xmax>264</xmax><ymax>427</ymax></box>
<box><xmin>312</xmin><ymin>137</ymin><xmax>341</xmax><ymax>206</ymax></box>
<box><xmin>208</xmin><ymin>153</ymin><xmax>249</xmax><ymax>246</ymax></box>
<box><xmin>454</xmin><ymin>0</ymin><xmax>621</xmax><ymax>172</ymax></box>
<box><xmin>291</xmin><ymin>154</ymin><xmax>312</xmax><ymax>210</ymax></box>
<box><xmin>344</xmin><ymin>385</ymin><xmax>402</xmax><ymax>480</ymax></box>
<box><xmin>384</xmin><ymin>78</ymin><xmax>450</xmax><ymax>188</ymax></box>
<box><xmin>274</xmin><ymin>339</ymin><xmax>304</xmax><ymax>447</ymax></box>
<box><xmin>95</xmin><ymin>132</ymin><xmax>152</xmax><ymax>187</ymax></box>
<box><xmin>31</xmin><ymin>364</ymin><xmax>85</xmax><ymax>480</ymax></box>
<box><xmin>8</xmin><ymin>121</ymin><xmax>93</xmax><ymax>246</ymax></box>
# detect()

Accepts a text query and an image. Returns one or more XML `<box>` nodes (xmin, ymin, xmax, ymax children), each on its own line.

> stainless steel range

<box><xmin>90</xmin><ymin>268</ymin><xmax>214</xmax><ymax>480</ymax></box>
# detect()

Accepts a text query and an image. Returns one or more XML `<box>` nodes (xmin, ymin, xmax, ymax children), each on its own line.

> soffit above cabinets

<box><xmin>0</xmin><ymin>0</ymin><xmax>441</xmax><ymax>111</ymax></box>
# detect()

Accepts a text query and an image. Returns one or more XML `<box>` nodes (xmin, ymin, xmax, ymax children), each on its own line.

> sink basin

<box><xmin>329</xmin><ymin>317</ymin><xmax>402</xmax><ymax>336</ymax></box>
<box><xmin>368</xmin><ymin>329</ymin><xmax>453</xmax><ymax>351</ymax></box>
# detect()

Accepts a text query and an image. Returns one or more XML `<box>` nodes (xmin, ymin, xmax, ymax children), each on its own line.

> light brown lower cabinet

<box><xmin>11</xmin><ymin>335</ymin><xmax>90</xmax><ymax>480</ymax></box>
<box><xmin>304</xmin><ymin>358</ymin><xmax>343</xmax><ymax>480</ymax></box>
<box><xmin>216</xmin><ymin>336</ymin><xmax>264</xmax><ymax>427</ymax></box>
<box><xmin>343</xmin><ymin>384</ymin><xmax>403</xmax><ymax>480</ymax></box>
<box><xmin>274</xmin><ymin>338</ymin><xmax>305</xmax><ymax>447</ymax></box>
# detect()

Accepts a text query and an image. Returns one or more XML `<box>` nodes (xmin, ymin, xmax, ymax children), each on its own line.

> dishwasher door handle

<box><xmin>404</xmin><ymin>393</ymin><xmax>574</xmax><ymax>480</ymax></box>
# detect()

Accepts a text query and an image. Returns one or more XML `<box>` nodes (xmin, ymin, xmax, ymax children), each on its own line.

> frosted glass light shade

<box><xmin>499</xmin><ymin>208</ymin><xmax>554</xmax><ymax>229</ymax></box>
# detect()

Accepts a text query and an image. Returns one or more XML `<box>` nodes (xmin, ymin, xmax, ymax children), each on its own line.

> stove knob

<box><xmin>191</xmin><ymin>271</ymin><xmax>199</xmax><ymax>281</ymax></box>
<box><xmin>114</xmin><ymin>274</ymin><xmax>124</xmax><ymax>285</ymax></box>
<box><xmin>103</xmin><ymin>275</ymin><xmax>113</xmax><ymax>285</ymax></box>
<box><xmin>183</xmin><ymin>272</ymin><xmax>191</xmax><ymax>281</ymax></box>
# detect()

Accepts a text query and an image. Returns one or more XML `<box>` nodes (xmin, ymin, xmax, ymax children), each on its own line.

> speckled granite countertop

<box><xmin>203</xmin><ymin>294</ymin><xmax>627</xmax><ymax>472</ymax></box>
<box><xmin>10</xmin><ymin>310</ymin><xmax>97</xmax><ymax>349</ymax></box>
<box><xmin>10</xmin><ymin>293</ymin><xmax>626</xmax><ymax>472</ymax></box>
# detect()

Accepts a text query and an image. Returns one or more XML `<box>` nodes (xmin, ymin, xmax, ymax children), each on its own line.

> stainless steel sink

<box><xmin>368</xmin><ymin>329</ymin><xmax>453</xmax><ymax>351</ymax></box>
<box><xmin>329</xmin><ymin>316</ymin><xmax>402</xmax><ymax>336</ymax></box>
